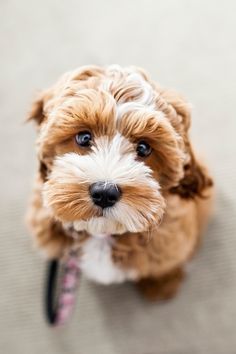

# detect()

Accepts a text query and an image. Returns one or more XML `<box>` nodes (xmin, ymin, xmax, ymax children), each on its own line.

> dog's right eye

<box><xmin>75</xmin><ymin>131</ymin><xmax>92</xmax><ymax>147</ymax></box>
<box><xmin>136</xmin><ymin>140</ymin><xmax>152</xmax><ymax>157</ymax></box>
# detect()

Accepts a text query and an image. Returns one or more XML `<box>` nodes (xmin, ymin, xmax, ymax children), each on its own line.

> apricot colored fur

<box><xmin>26</xmin><ymin>65</ymin><xmax>213</xmax><ymax>299</ymax></box>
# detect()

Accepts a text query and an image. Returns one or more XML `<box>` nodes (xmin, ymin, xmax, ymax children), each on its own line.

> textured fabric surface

<box><xmin>1</xmin><ymin>1</ymin><xmax>236</xmax><ymax>353</ymax></box>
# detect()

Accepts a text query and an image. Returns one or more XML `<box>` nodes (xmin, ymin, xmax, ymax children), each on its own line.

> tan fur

<box><xmin>26</xmin><ymin>65</ymin><xmax>213</xmax><ymax>299</ymax></box>
<box><xmin>113</xmin><ymin>190</ymin><xmax>213</xmax><ymax>272</ymax></box>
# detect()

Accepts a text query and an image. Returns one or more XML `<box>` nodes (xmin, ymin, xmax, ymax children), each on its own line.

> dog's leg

<box><xmin>136</xmin><ymin>267</ymin><xmax>185</xmax><ymax>301</ymax></box>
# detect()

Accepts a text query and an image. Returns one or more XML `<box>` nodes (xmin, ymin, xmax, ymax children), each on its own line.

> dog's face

<box><xmin>29</xmin><ymin>65</ymin><xmax>209</xmax><ymax>235</ymax></box>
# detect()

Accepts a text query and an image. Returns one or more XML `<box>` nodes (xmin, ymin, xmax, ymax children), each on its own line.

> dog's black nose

<box><xmin>89</xmin><ymin>182</ymin><xmax>121</xmax><ymax>208</ymax></box>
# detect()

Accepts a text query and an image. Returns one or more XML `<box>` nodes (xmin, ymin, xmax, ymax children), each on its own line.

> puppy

<box><xmin>26</xmin><ymin>65</ymin><xmax>213</xmax><ymax>300</ymax></box>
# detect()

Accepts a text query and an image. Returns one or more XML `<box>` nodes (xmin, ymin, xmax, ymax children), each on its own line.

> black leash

<box><xmin>44</xmin><ymin>250</ymin><xmax>80</xmax><ymax>326</ymax></box>
<box><xmin>45</xmin><ymin>260</ymin><xmax>59</xmax><ymax>325</ymax></box>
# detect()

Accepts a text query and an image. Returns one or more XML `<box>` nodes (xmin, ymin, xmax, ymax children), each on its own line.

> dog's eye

<box><xmin>136</xmin><ymin>141</ymin><xmax>152</xmax><ymax>157</ymax></box>
<box><xmin>75</xmin><ymin>131</ymin><xmax>92</xmax><ymax>147</ymax></box>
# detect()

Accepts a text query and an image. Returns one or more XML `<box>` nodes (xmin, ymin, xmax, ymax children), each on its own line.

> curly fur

<box><xmin>26</xmin><ymin>65</ymin><xmax>213</xmax><ymax>300</ymax></box>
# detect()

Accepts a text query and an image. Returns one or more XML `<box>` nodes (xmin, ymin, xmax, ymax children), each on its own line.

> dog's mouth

<box><xmin>44</xmin><ymin>180</ymin><xmax>165</xmax><ymax>236</ymax></box>
<box><xmin>72</xmin><ymin>216</ymin><xmax>128</xmax><ymax>235</ymax></box>
<box><xmin>70</xmin><ymin>198</ymin><xmax>165</xmax><ymax>235</ymax></box>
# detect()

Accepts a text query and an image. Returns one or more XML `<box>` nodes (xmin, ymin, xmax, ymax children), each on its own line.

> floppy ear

<box><xmin>27</xmin><ymin>91</ymin><xmax>45</xmax><ymax>126</ymax></box>
<box><xmin>158</xmin><ymin>89</ymin><xmax>213</xmax><ymax>198</ymax></box>
<box><xmin>27</xmin><ymin>88</ymin><xmax>54</xmax><ymax>127</ymax></box>
<box><xmin>27</xmin><ymin>90</ymin><xmax>52</xmax><ymax>181</ymax></box>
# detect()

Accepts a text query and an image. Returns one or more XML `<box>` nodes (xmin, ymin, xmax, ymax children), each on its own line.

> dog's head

<box><xmin>28</xmin><ymin>65</ymin><xmax>212</xmax><ymax>235</ymax></box>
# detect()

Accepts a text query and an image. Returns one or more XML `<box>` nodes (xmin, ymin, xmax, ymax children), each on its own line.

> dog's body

<box><xmin>27</xmin><ymin>65</ymin><xmax>213</xmax><ymax>300</ymax></box>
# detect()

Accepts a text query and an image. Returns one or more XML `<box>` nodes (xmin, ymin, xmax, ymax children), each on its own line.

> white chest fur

<box><xmin>79</xmin><ymin>235</ymin><xmax>138</xmax><ymax>285</ymax></box>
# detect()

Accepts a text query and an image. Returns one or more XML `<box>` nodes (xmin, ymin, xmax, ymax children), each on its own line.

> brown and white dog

<box><xmin>26</xmin><ymin>65</ymin><xmax>213</xmax><ymax>300</ymax></box>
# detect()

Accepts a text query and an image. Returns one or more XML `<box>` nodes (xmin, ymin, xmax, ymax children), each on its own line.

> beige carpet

<box><xmin>1</xmin><ymin>1</ymin><xmax>236</xmax><ymax>353</ymax></box>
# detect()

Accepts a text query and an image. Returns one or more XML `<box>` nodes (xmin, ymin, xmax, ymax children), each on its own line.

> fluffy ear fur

<box><xmin>27</xmin><ymin>92</ymin><xmax>45</xmax><ymax>126</ymax></box>
<box><xmin>27</xmin><ymin>89</ymin><xmax>53</xmax><ymax>126</ymax></box>
<box><xmin>159</xmin><ymin>89</ymin><xmax>213</xmax><ymax>198</ymax></box>
<box><xmin>38</xmin><ymin>160</ymin><xmax>48</xmax><ymax>182</ymax></box>
<box><xmin>27</xmin><ymin>90</ymin><xmax>52</xmax><ymax>181</ymax></box>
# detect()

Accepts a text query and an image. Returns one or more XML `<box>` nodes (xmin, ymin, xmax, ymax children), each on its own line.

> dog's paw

<box><xmin>136</xmin><ymin>267</ymin><xmax>185</xmax><ymax>301</ymax></box>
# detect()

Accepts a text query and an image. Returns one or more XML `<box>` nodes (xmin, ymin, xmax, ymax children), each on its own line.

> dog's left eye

<box><xmin>136</xmin><ymin>141</ymin><xmax>152</xmax><ymax>157</ymax></box>
<box><xmin>75</xmin><ymin>131</ymin><xmax>92</xmax><ymax>147</ymax></box>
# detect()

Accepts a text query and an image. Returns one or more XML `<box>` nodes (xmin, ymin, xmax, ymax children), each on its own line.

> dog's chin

<box><xmin>71</xmin><ymin>216</ymin><xmax>146</xmax><ymax>236</ymax></box>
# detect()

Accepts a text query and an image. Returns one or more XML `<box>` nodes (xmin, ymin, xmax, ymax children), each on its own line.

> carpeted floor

<box><xmin>1</xmin><ymin>1</ymin><xmax>236</xmax><ymax>353</ymax></box>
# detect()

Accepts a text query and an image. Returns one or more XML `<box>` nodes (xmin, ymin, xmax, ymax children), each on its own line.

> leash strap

<box><xmin>45</xmin><ymin>250</ymin><xmax>80</xmax><ymax>326</ymax></box>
